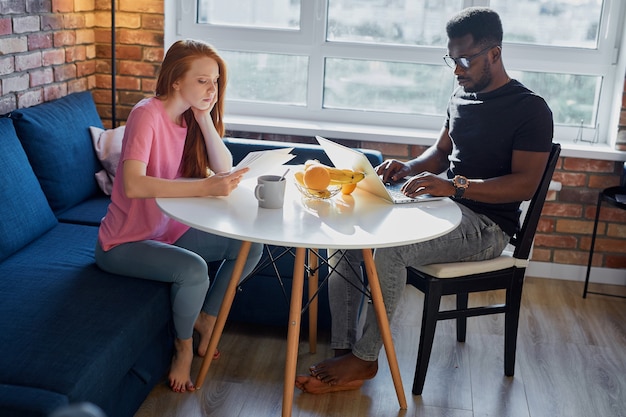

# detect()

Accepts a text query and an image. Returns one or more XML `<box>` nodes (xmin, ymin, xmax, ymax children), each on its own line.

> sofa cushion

<box><xmin>89</xmin><ymin>125</ymin><xmax>125</xmax><ymax>195</ymax></box>
<box><xmin>10</xmin><ymin>91</ymin><xmax>104</xmax><ymax>215</ymax></box>
<box><xmin>0</xmin><ymin>117</ymin><xmax>58</xmax><ymax>262</ymax></box>
<box><xmin>0</xmin><ymin>223</ymin><xmax>172</xmax><ymax>413</ymax></box>
<box><xmin>55</xmin><ymin>194</ymin><xmax>110</xmax><ymax>226</ymax></box>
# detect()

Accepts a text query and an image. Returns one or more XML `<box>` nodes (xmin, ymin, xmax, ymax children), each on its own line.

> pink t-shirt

<box><xmin>98</xmin><ymin>97</ymin><xmax>190</xmax><ymax>251</ymax></box>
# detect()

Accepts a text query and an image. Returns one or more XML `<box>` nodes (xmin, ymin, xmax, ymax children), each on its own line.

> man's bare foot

<box><xmin>334</xmin><ymin>348</ymin><xmax>351</xmax><ymax>357</ymax></box>
<box><xmin>193</xmin><ymin>312</ymin><xmax>217</xmax><ymax>357</ymax></box>
<box><xmin>309</xmin><ymin>352</ymin><xmax>378</xmax><ymax>386</ymax></box>
<box><xmin>295</xmin><ymin>375</ymin><xmax>363</xmax><ymax>394</ymax></box>
<box><xmin>169</xmin><ymin>338</ymin><xmax>195</xmax><ymax>393</ymax></box>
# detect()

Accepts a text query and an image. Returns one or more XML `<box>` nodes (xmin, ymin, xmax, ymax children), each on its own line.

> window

<box><xmin>169</xmin><ymin>0</ymin><xmax>626</xmax><ymax>147</ymax></box>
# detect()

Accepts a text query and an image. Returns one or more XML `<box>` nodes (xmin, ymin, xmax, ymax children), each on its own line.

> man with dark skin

<box><xmin>296</xmin><ymin>7</ymin><xmax>553</xmax><ymax>394</ymax></box>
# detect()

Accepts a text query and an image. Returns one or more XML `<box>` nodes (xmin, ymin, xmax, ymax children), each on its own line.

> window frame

<box><xmin>166</xmin><ymin>0</ymin><xmax>626</xmax><ymax>153</ymax></box>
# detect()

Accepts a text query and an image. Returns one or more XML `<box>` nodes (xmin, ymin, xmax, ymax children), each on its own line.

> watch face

<box><xmin>455</xmin><ymin>176</ymin><xmax>468</xmax><ymax>187</ymax></box>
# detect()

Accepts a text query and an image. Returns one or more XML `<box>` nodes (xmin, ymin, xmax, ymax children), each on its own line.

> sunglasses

<box><xmin>443</xmin><ymin>45</ymin><xmax>497</xmax><ymax>70</ymax></box>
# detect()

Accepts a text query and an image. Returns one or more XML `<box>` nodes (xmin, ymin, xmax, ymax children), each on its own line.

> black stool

<box><xmin>583</xmin><ymin>185</ymin><xmax>626</xmax><ymax>298</ymax></box>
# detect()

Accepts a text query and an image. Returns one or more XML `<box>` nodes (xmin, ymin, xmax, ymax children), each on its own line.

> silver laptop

<box><xmin>315</xmin><ymin>136</ymin><xmax>445</xmax><ymax>204</ymax></box>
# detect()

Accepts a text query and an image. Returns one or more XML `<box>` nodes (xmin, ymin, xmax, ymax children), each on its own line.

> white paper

<box><xmin>232</xmin><ymin>148</ymin><xmax>296</xmax><ymax>179</ymax></box>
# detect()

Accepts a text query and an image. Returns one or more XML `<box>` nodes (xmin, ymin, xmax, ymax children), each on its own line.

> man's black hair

<box><xmin>446</xmin><ymin>7</ymin><xmax>503</xmax><ymax>47</ymax></box>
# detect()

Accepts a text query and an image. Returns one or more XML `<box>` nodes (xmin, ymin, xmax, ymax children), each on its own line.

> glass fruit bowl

<box><xmin>294</xmin><ymin>181</ymin><xmax>342</xmax><ymax>200</ymax></box>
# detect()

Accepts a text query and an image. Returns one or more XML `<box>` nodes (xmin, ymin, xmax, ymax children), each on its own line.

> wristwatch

<box><xmin>452</xmin><ymin>175</ymin><xmax>469</xmax><ymax>198</ymax></box>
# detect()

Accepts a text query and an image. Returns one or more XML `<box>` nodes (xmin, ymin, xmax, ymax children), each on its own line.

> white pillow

<box><xmin>90</xmin><ymin>125</ymin><xmax>125</xmax><ymax>195</ymax></box>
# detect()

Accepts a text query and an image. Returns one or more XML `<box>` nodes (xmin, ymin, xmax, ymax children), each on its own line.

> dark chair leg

<box><xmin>583</xmin><ymin>193</ymin><xmax>603</xmax><ymax>298</ymax></box>
<box><xmin>504</xmin><ymin>270</ymin><xmax>524</xmax><ymax>376</ymax></box>
<box><xmin>412</xmin><ymin>278</ymin><xmax>442</xmax><ymax>395</ymax></box>
<box><xmin>456</xmin><ymin>292</ymin><xmax>468</xmax><ymax>342</ymax></box>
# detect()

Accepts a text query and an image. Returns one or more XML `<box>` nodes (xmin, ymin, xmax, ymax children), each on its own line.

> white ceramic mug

<box><xmin>254</xmin><ymin>175</ymin><xmax>286</xmax><ymax>209</ymax></box>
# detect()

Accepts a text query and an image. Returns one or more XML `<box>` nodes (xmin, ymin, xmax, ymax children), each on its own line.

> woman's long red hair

<box><xmin>155</xmin><ymin>39</ymin><xmax>227</xmax><ymax>178</ymax></box>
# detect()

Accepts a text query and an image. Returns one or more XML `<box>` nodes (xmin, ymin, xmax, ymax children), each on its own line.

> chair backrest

<box><xmin>511</xmin><ymin>143</ymin><xmax>561</xmax><ymax>260</ymax></box>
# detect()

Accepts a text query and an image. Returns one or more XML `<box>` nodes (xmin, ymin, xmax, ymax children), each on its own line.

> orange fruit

<box><xmin>303</xmin><ymin>165</ymin><xmax>331</xmax><ymax>190</ymax></box>
<box><xmin>341</xmin><ymin>183</ymin><xmax>357</xmax><ymax>195</ymax></box>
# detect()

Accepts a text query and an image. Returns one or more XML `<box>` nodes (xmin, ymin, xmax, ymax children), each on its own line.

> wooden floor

<box><xmin>134</xmin><ymin>277</ymin><xmax>626</xmax><ymax>417</ymax></box>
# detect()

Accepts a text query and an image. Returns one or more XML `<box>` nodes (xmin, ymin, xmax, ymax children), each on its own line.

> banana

<box><xmin>303</xmin><ymin>161</ymin><xmax>365</xmax><ymax>185</ymax></box>
<box><xmin>328</xmin><ymin>168</ymin><xmax>365</xmax><ymax>185</ymax></box>
<box><xmin>294</xmin><ymin>170</ymin><xmax>305</xmax><ymax>186</ymax></box>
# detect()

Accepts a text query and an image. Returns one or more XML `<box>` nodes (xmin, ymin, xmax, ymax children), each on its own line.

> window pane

<box><xmin>324</xmin><ymin>58</ymin><xmax>452</xmax><ymax>115</ymax></box>
<box><xmin>327</xmin><ymin>0</ymin><xmax>464</xmax><ymax>46</ymax></box>
<box><xmin>510</xmin><ymin>70</ymin><xmax>601</xmax><ymax>127</ymax></box>
<box><xmin>492</xmin><ymin>0</ymin><xmax>603</xmax><ymax>48</ymax></box>
<box><xmin>197</xmin><ymin>0</ymin><xmax>301</xmax><ymax>29</ymax></box>
<box><xmin>221</xmin><ymin>51</ymin><xmax>308</xmax><ymax>105</ymax></box>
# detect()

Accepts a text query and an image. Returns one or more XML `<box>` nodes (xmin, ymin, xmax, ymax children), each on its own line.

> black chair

<box><xmin>406</xmin><ymin>143</ymin><xmax>561</xmax><ymax>396</ymax></box>
<box><xmin>583</xmin><ymin>161</ymin><xmax>626</xmax><ymax>298</ymax></box>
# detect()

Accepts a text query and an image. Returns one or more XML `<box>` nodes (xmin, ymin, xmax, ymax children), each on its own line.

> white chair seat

<box><xmin>414</xmin><ymin>252</ymin><xmax>529</xmax><ymax>279</ymax></box>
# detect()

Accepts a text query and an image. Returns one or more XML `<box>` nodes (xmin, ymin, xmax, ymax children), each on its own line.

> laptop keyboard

<box><xmin>385</xmin><ymin>183</ymin><xmax>416</xmax><ymax>202</ymax></box>
<box><xmin>385</xmin><ymin>181</ymin><xmax>443</xmax><ymax>203</ymax></box>
<box><xmin>387</xmin><ymin>186</ymin><xmax>407</xmax><ymax>199</ymax></box>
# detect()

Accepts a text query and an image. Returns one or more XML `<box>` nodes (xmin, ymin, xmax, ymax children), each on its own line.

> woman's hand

<box><xmin>201</xmin><ymin>168</ymin><xmax>249</xmax><ymax>197</ymax></box>
<box><xmin>191</xmin><ymin>104</ymin><xmax>217</xmax><ymax>131</ymax></box>
<box><xmin>122</xmin><ymin>160</ymin><xmax>248</xmax><ymax>199</ymax></box>
<box><xmin>190</xmin><ymin>100</ymin><xmax>234</xmax><ymax>174</ymax></box>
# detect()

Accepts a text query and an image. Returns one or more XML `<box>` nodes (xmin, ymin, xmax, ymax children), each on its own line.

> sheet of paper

<box><xmin>232</xmin><ymin>147</ymin><xmax>296</xmax><ymax>179</ymax></box>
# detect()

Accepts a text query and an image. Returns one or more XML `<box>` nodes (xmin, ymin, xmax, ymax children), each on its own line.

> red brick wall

<box><xmin>541</xmin><ymin>158</ymin><xmax>626</xmax><ymax>268</ymax></box>
<box><xmin>92</xmin><ymin>0</ymin><xmax>163</xmax><ymax>126</ymax></box>
<box><xmin>0</xmin><ymin>0</ymin><xmax>97</xmax><ymax>112</ymax></box>
<box><xmin>1</xmin><ymin>0</ymin><xmax>625</xmax><ymax>271</ymax></box>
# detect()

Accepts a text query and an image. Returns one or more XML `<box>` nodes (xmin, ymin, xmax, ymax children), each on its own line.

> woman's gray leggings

<box><xmin>95</xmin><ymin>228</ymin><xmax>263</xmax><ymax>339</ymax></box>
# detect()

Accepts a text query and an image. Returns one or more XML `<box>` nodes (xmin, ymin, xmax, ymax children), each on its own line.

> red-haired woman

<box><xmin>95</xmin><ymin>39</ymin><xmax>263</xmax><ymax>393</ymax></box>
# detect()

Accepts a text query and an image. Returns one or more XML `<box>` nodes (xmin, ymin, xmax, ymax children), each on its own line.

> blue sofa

<box><xmin>0</xmin><ymin>91</ymin><xmax>382</xmax><ymax>417</ymax></box>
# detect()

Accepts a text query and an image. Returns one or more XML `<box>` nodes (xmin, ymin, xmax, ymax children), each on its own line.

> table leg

<box><xmin>361</xmin><ymin>248</ymin><xmax>408</xmax><ymax>410</ymax></box>
<box><xmin>195</xmin><ymin>241</ymin><xmax>252</xmax><ymax>389</ymax></box>
<box><xmin>282</xmin><ymin>247</ymin><xmax>306</xmax><ymax>417</ymax></box>
<box><xmin>307</xmin><ymin>249</ymin><xmax>319</xmax><ymax>354</ymax></box>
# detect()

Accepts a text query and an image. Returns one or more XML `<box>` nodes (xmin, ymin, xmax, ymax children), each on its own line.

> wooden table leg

<box><xmin>307</xmin><ymin>249</ymin><xmax>318</xmax><ymax>354</ymax></box>
<box><xmin>361</xmin><ymin>248</ymin><xmax>408</xmax><ymax>410</ymax></box>
<box><xmin>195</xmin><ymin>241</ymin><xmax>252</xmax><ymax>389</ymax></box>
<box><xmin>282</xmin><ymin>247</ymin><xmax>306</xmax><ymax>417</ymax></box>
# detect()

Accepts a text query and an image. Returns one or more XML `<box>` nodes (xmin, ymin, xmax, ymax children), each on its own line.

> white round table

<box><xmin>158</xmin><ymin>175</ymin><xmax>460</xmax><ymax>249</ymax></box>
<box><xmin>157</xmin><ymin>173</ymin><xmax>461</xmax><ymax>416</ymax></box>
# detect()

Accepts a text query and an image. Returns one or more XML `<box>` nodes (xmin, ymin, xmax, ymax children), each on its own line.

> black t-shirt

<box><xmin>445</xmin><ymin>79</ymin><xmax>554</xmax><ymax>236</ymax></box>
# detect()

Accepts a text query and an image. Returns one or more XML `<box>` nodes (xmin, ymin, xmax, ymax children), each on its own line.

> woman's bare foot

<box><xmin>193</xmin><ymin>312</ymin><xmax>217</xmax><ymax>358</ymax></box>
<box><xmin>169</xmin><ymin>338</ymin><xmax>195</xmax><ymax>393</ymax></box>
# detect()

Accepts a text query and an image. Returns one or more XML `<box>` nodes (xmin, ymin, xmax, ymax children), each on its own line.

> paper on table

<box><xmin>232</xmin><ymin>147</ymin><xmax>296</xmax><ymax>179</ymax></box>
